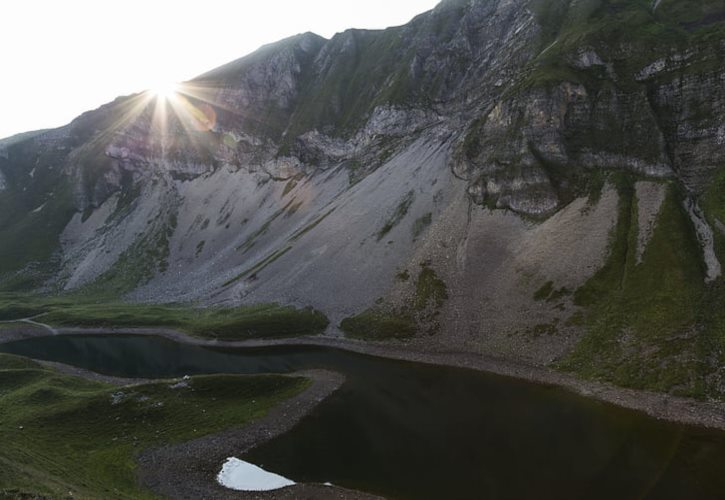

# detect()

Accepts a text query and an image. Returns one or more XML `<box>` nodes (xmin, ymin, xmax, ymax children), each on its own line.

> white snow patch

<box><xmin>217</xmin><ymin>458</ymin><xmax>295</xmax><ymax>492</ymax></box>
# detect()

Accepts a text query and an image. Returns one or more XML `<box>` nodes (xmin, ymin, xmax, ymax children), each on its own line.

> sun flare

<box><xmin>150</xmin><ymin>81</ymin><xmax>179</xmax><ymax>100</ymax></box>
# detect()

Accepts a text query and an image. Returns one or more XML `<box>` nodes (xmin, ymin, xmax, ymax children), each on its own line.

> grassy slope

<box><xmin>340</xmin><ymin>264</ymin><xmax>448</xmax><ymax>340</ymax></box>
<box><xmin>558</xmin><ymin>177</ymin><xmax>708</xmax><ymax>397</ymax></box>
<box><xmin>698</xmin><ymin>168</ymin><xmax>725</xmax><ymax>399</ymax></box>
<box><xmin>526</xmin><ymin>0</ymin><xmax>725</xmax><ymax>87</ymax></box>
<box><xmin>0</xmin><ymin>150</ymin><xmax>77</xmax><ymax>290</ymax></box>
<box><xmin>0</xmin><ymin>353</ymin><xmax>309</xmax><ymax>499</ymax></box>
<box><xmin>0</xmin><ymin>294</ymin><xmax>328</xmax><ymax>341</ymax></box>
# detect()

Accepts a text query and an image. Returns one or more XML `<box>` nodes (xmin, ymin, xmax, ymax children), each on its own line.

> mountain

<box><xmin>2</xmin><ymin>0</ymin><xmax>725</xmax><ymax>397</ymax></box>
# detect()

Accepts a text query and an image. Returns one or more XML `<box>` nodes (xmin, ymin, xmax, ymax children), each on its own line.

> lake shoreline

<box><xmin>0</xmin><ymin>323</ymin><xmax>376</xmax><ymax>498</ymax></box>
<box><xmin>136</xmin><ymin>368</ymin><xmax>380</xmax><ymax>499</ymax></box>
<box><xmin>2</xmin><ymin>324</ymin><xmax>725</xmax><ymax>432</ymax></box>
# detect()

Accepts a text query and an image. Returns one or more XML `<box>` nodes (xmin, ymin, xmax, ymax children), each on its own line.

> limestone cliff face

<box><xmin>2</xmin><ymin>0</ymin><xmax>725</xmax><ymax>395</ymax></box>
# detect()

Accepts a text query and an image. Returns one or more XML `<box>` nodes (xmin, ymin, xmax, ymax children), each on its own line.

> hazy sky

<box><xmin>0</xmin><ymin>0</ymin><xmax>440</xmax><ymax>139</ymax></box>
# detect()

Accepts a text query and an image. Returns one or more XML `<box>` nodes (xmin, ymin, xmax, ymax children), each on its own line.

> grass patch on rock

<box><xmin>411</xmin><ymin>213</ymin><xmax>432</xmax><ymax>240</ymax></box>
<box><xmin>339</xmin><ymin>310</ymin><xmax>416</xmax><ymax>340</ymax></box>
<box><xmin>376</xmin><ymin>191</ymin><xmax>414</xmax><ymax>241</ymax></box>
<box><xmin>533</xmin><ymin>281</ymin><xmax>571</xmax><ymax>302</ymax></box>
<box><xmin>341</xmin><ymin>264</ymin><xmax>448</xmax><ymax>340</ymax></box>
<box><xmin>414</xmin><ymin>265</ymin><xmax>448</xmax><ymax>311</ymax></box>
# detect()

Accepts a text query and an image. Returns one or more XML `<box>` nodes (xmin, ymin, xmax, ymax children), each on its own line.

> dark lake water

<box><xmin>2</xmin><ymin>334</ymin><xmax>725</xmax><ymax>500</ymax></box>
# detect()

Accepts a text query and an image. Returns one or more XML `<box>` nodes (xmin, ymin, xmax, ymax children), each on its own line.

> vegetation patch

<box><xmin>289</xmin><ymin>207</ymin><xmax>335</xmax><ymax>242</ymax></box>
<box><xmin>583</xmin><ymin>170</ymin><xmax>607</xmax><ymax>212</ymax></box>
<box><xmin>195</xmin><ymin>240</ymin><xmax>206</xmax><ymax>257</ymax></box>
<box><xmin>414</xmin><ymin>265</ymin><xmax>448</xmax><ymax>311</ymax></box>
<box><xmin>236</xmin><ymin>200</ymin><xmax>294</xmax><ymax>254</ymax></box>
<box><xmin>0</xmin><ymin>294</ymin><xmax>329</xmax><ymax>341</ymax></box>
<box><xmin>76</xmin><ymin>207</ymin><xmax>180</xmax><ymax>296</ymax></box>
<box><xmin>533</xmin><ymin>281</ymin><xmax>555</xmax><ymax>301</ymax></box>
<box><xmin>528</xmin><ymin>320</ymin><xmax>560</xmax><ymax>338</ymax></box>
<box><xmin>533</xmin><ymin>281</ymin><xmax>572</xmax><ymax>302</ymax></box>
<box><xmin>701</xmin><ymin>167</ymin><xmax>725</xmax><ymax>233</ymax></box>
<box><xmin>341</xmin><ymin>264</ymin><xmax>448</xmax><ymax>340</ymax></box>
<box><xmin>340</xmin><ymin>310</ymin><xmax>416</xmax><ymax>340</ymax></box>
<box><xmin>285</xmin><ymin>200</ymin><xmax>303</xmax><ymax>218</ymax></box>
<box><xmin>282</xmin><ymin>179</ymin><xmax>298</xmax><ymax>197</ymax></box>
<box><xmin>345</xmin><ymin>159</ymin><xmax>365</xmax><ymax>186</ymax></box>
<box><xmin>223</xmin><ymin>246</ymin><xmax>293</xmax><ymax>287</ymax></box>
<box><xmin>377</xmin><ymin>191</ymin><xmax>415</xmax><ymax>241</ymax></box>
<box><xmin>411</xmin><ymin>213</ymin><xmax>432</xmax><ymax>240</ymax></box>
<box><xmin>0</xmin><ymin>178</ymin><xmax>77</xmax><ymax>291</ymax></box>
<box><xmin>558</xmin><ymin>178</ymin><xmax>708</xmax><ymax>397</ymax></box>
<box><xmin>0</xmin><ymin>353</ymin><xmax>308</xmax><ymax>498</ymax></box>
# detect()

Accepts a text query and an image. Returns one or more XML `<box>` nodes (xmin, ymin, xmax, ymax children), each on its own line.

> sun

<box><xmin>150</xmin><ymin>81</ymin><xmax>179</xmax><ymax>100</ymax></box>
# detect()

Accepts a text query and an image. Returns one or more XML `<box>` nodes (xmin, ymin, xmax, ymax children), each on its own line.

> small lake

<box><xmin>2</xmin><ymin>334</ymin><xmax>725</xmax><ymax>500</ymax></box>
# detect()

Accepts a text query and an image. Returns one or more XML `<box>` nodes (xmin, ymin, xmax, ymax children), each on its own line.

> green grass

<box><xmin>558</xmin><ymin>179</ymin><xmax>708</xmax><ymax>396</ymax></box>
<box><xmin>282</xmin><ymin>179</ymin><xmax>298</xmax><ymax>197</ymax></box>
<box><xmin>236</xmin><ymin>199</ymin><xmax>295</xmax><ymax>254</ymax></box>
<box><xmin>284</xmin><ymin>26</ymin><xmax>420</xmax><ymax>140</ymax></box>
<box><xmin>413</xmin><ymin>265</ymin><xmax>448</xmax><ymax>311</ymax></box>
<box><xmin>533</xmin><ymin>281</ymin><xmax>555</xmax><ymax>301</ymax></box>
<box><xmin>0</xmin><ymin>178</ymin><xmax>77</xmax><ymax>290</ymax></box>
<box><xmin>289</xmin><ymin>207</ymin><xmax>336</xmax><ymax>242</ymax></box>
<box><xmin>701</xmin><ymin>167</ymin><xmax>725</xmax><ymax>228</ymax></box>
<box><xmin>0</xmin><ymin>294</ymin><xmax>329</xmax><ymax>341</ymax></box>
<box><xmin>528</xmin><ymin>320</ymin><xmax>560</xmax><ymax>338</ymax></box>
<box><xmin>533</xmin><ymin>281</ymin><xmax>572</xmax><ymax>302</ymax></box>
<box><xmin>74</xmin><ymin>208</ymin><xmax>181</xmax><ymax>297</ymax></box>
<box><xmin>526</xmin><ymin>0</ymin><xmax>725</xmax><ymax>96</ymax></box>
<box><xmin>341</xmin><ymin>264</ymin><xmax>448</xmax><ymax>340</ymax></box>
<box><xmin>377</xmin><ymin>191</ymin><xmax>415</xmax><ymax>241</ymax></box>
<box><xmin>411</xmin><ymin>213</ymin><xmax>432</xmax><ymax>240</ymax></box>
<box><xmin>0</xmin><ymin>353</ymin><xmax>309</xmax><ymax>499</ymax></box>
<box><xmin>222</xmin><ymin>247</ymin><xmax>293</xmax><ymax>287</ymax></box>
<box><xmin>195</xmin><ymin>240</ymin><xmax>206</xmax><ymax>258</ymax></box>
<box><xmin>339</xmin><ymin>310</ymin><xmax>416</xmax><ymax>340</ymax></box>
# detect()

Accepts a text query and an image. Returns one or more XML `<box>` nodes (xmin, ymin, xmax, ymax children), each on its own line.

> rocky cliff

<box><xmin>2</xmin><ymin>0</ymin><xmax>725</xmax><ymax>397</ymax></box>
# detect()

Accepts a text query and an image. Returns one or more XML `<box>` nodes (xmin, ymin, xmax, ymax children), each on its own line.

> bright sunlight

<box><xmin>151</xmin><ymin>81</ymin><xmax>180</xmax><ymax>100</ymax></box>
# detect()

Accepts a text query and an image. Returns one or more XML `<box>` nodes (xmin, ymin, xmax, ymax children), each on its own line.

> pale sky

<box><xmin>0</xmin><ymin>0</ymin><xmax>441</xmax><ymax>139</ymax></box>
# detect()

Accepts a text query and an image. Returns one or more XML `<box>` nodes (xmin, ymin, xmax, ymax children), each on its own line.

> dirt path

<box><xmin>0</xmin><ymin>315</ymin><xmax>57</xmax><ymax>337</ymax></box>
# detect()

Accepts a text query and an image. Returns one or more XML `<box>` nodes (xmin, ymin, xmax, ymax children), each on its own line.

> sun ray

<box><xmin>150</xmin><ymin>81</ymin><xmax>180</xmax><ymax>101</ymax></box>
